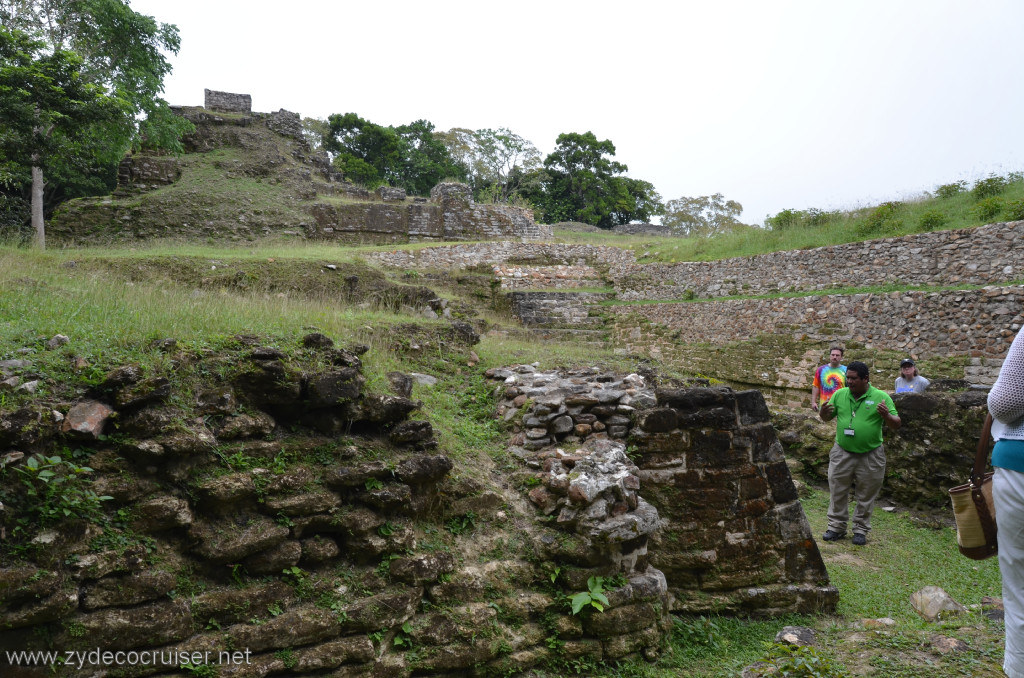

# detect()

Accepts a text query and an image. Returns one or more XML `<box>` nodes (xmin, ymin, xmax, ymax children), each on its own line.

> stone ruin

<box><xmin>489</xmin><ymin>364</ymin><xmax>837</xmax><ymax>616</ymax></box>
<box><xmin>49</xmin><ymin>91</ymin><xmax>552</xmax><ymax>244</ymax></box>
<box><xmin>204</xmin><ymin>88</ymin><xmax>252</xmax><ymax>113</ymax></box>
<box><xmin>0</xmin><ymin>337</ymin><xmax>839</xmax><ymax>676</ymax></box>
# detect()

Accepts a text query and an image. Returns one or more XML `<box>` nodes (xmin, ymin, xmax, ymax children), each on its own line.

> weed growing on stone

<box><xmin>1</xmin><ymin>454</ymin><xmax>112</xmax><ymax>542</ymax></box>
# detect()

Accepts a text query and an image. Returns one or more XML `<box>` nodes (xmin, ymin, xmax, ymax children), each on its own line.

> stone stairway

<box><xmin>494</xmin><ymin>264</ymin><xmax>615</xmax><ymax>346</ymax></box>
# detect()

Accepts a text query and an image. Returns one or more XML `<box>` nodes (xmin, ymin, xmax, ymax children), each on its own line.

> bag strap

<box><xmin>971</xmin><ymin>413</ymin><xmax>997</xmax><ymax>553</ymax></box>
<box><xmin>972</xmin><ymin>413</ymin><xmax>994</xmax><ymax>486</ymax></box>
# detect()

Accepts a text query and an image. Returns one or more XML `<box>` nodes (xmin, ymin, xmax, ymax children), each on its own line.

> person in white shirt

<box><xmin>989</xmin><ymin>329</ymin><xmax>1024</xmax><ymax>678</ymax></box>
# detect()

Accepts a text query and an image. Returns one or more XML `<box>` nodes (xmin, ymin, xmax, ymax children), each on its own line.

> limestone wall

<box><xmin>610</xmin><ymin>285</ymin><xmax>1023</xmax><ymax>360</ymax></box>
<box><xmin>495</xmin><ymin>265</ymin><xmax>603</xmax><ymax>290</ymax></box>
<box><xmin>609</xmin><ymin>285</ymin><xmax>1022</xmax><ymax>388</ymax></box>
<box><xmin>612</xmin><ymin>221</ymin><xmax>1024</xmax><ymax>300</ymax></box>
<box><xmin>509</xmin><ymin>291</ymin><xmax>613</xmax><ymax>327</ymax></box>
<box><xmin>204</xmin><ymin>89</ymin><xmax>251</xmax><ymax>113</ymax></box>
<box><xmin>1</xmin><ymin>342</ymin><xmax>841</xmax><ymax>676</ymax></box>
<box><xmin>369</xmin><ymin>243</ymin><xmax>636</xmax><ymax>270</ymax></box>
<box><xmin>115</xmin><ymin>156</ymin><xmax>181</xmax><ymax>194</ymax></box>
<box><xmin>488</xmin><ymin>366</ymin><xmax>837</xmax><ymax>616</ymax></box>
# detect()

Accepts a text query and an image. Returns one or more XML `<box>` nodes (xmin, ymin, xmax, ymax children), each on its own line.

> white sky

<box><xmin>129</xmin><ymin>0</ymin><xmax>1024</xmax><ymax>225</ymax></box>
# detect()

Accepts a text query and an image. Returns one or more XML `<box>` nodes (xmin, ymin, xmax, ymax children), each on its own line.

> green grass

<box><xmin>0</xmin><ymin>240</ymin><xmax>1011</xmax><ymax>677</ymax></box>
<box><xmin>800</xmin><ymin>487</ymin><xmax>1002</xmax><ymax>622</ymax></box>
<box><xmin>553</xmin><ymin>173</ymin><xmax>1024</xmax><ymax>264</ymax></box>
<box><xmin>599</xmin><ymin>277</ymin><xmax>1024</xmax><ymax>307</ymax></box>
<box><xmin>578</xmin><ymin>486</ymin><xmax>1005</xmax><ymax>677</ymax></box>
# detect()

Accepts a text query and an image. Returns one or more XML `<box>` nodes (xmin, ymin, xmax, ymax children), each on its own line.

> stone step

<box><xmin>529</xmin><ymin>328</ymin><xmax>610</xmax><ymax>346</ymax></box>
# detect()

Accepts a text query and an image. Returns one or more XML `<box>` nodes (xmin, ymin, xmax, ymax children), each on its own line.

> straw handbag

<box><xmin>948</xmin><ymin>414</ymin><xmax>997</xmax><ymax>560</ymax></box>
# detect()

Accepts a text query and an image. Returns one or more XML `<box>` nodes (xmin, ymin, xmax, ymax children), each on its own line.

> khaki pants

<box><xmin>826</xmin><ymin>443</ymin><xmax>886</xmax><ymax>536</ymax></box>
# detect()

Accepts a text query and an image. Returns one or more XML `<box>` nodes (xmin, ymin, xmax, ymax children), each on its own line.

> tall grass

<box><xmin>553</xmin><ymin>173</ymin><xmax>1024</xmax><ymax>264</ymax></box>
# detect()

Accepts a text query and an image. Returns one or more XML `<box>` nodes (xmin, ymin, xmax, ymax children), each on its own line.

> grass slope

<box><xmin>553</xmin><ymin>173</ymin><xmax>1024</xmax><ymax>264</ymax></box>
<box><xmin>0</xmin><ymin>242</ymin><xmax>1010</xmax><ymax>676</ymax></box>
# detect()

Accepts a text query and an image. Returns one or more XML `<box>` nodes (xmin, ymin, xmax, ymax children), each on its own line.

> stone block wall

<box><xmin>488</xmin><ymin>365</ymin><xmax>837</xmax><ymax>616</ymax></box>
<box><xmin>510</xmin><ymin>292</ymin><xmax>613</xmax><ymax>327</ymax></box>
<box><xmin>495</xmin><ymin>265</ymin><xmax>604</xmax><ymax>290</ymax></box>
<box><xmin>612</xmin><ymin>221</ymin><xmax>1024</xmax><ymax>301</ymax></box>
<box><xmin>632</xmin><ymin>387</ymin><xmax>836</xmax><ymax>615</ymax></box>
<box><xmin>369</xmin><ymin>243</ymin><xmax>636</xmax><ymax>270</ymax></box>
<box><xmin>115</xmin><ymin>155</ymin><xmax>181</xmax><ymax>193</ymax></box>
<box><xmin>204</xmin><ymin>89</ymin><xmax>252</xmax><ymax>113</ymax></box>
<box><xmin>609</xmin><ymin>285</ymin><xmax>1024</xmax><ymax>385</ymax></box>
<box><xmin>611</xmin><ymin>285</ymin><xmax>1023</xmax><ymax>358</ymax></box>
<box><xmin>309</xmin><ymin>184</ymin><xmax>550</xmax><ymax>243</ymax></box>
<box><xmin>0</xmin><ymin>339</ymin><xmax>698</xmax><ymax>676</ymax></box>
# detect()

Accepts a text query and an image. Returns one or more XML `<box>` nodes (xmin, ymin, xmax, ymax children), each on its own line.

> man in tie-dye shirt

<box><xmin>811</xmin><ymin>347</ymin><xmax>847</xmax><ymax>411</ymax></box>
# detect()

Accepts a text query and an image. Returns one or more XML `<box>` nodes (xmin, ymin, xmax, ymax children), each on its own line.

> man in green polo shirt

<box><xmin>818</xmin><ymin>361</ymin><xmax>901</xmax><ymax>546</ymax></box>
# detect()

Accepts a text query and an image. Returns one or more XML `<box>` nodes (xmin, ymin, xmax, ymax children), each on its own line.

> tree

<box><xmin>0</xmin><ymin>27</ymin><xmax>123</xmax><ymax>247</ymax></box>
<box><xmin>323</xmin><ymin>113</ymin><xmax>404</xmax><ymax>188</ymax></box>
<box><xmin>536</xmin><ymin>131</ymin><xmax>662</xmax><ymax>228</ymax></box>
<box><xmin>322</xmin><ymin>114</ymin><xmax>465</xmax><ymax>194</ymax></box>
<box><xmin>0</xmin><ymin>0</ymin><xmax>188</xmax><ymax>247</ymax></box>
<box><xmin>436</xmin><ymin>127</ymin><xmax>541</xmax><ymax>203</ymax></box>
<box><xmin>663</xmin><ymin>193</ymin><xmax>746</xmax><ymax>237</ymax></box>
<box><xmin>393</xmin><ymin>119</ymin><xmax>466</xmax><ymax>196</ymax></box>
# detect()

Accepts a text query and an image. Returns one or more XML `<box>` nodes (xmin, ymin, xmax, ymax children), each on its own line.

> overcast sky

<box><xmin>129</xmin><ymin>0</ymin><xmax>1024</xmax><ymax>225</ymax></box>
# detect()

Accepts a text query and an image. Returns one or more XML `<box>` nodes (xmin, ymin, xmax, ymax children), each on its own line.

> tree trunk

<box><xmin>31</xmin><ymin>164</ymin><xmax>45</xmax><ymax>249</ymax></box>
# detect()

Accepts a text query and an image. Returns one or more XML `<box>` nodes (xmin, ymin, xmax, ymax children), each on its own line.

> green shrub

<box><xmin>760</xmin><ymin>643</ymin><xmax>848</xmax><ymax>677</ymax></box>
<box><xmin>672</xmin><ymin>615</ymin><xmax>724</xmax><ymax>653</ymax></box>
<box><xmin>8</xmin><ymin>454</ymin><xmax>113</xmax><ymax>530</ymax></box>
<box><xmin>972</xmin><ymin>174</ymin><xmax>1007</xmax><ymax>200</ymax></box>
<box><xmin>917</xmin><ymin>210</ymin><xmax>947</xmax><ymax>231</ymax></box>
<box><xmin>934</xmin><ymin>180</ymin><xmax>967</xmax><ymax>199</ymax></box>
<box><xmin>972</xmin><ymin>197</ymin><xmax>1004</xmax><ymax>222</ymax></box>
<box><xmin>569</xmin><ymin>576</ymin><xmax>611</xmax><ymax>615</ymax></box>
<box><xmin>860</xmin><ymin>201</ymin><xmax>904</xmax><ymax>234</ymax></box>
<box><xmin>1005</xmin><ymin>199</ymin><xmax>1024</xmax><ymax>221</ymax></box>
<box><xmin>766</xmin><ymin>208</ymin><xmax>804</xmax><ymax>231</ymax></box>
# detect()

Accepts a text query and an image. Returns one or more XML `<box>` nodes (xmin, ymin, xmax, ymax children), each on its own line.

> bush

<box><xmin>972</xmin><ymin>175</ymin><xmax>1007</xmax><ymax>200</ymax></box>
<box><xmin>972</xmin><ymin>197</ymin><xmax>1004</xmax><ymax>222</ymax></box>
<box><xmin>3</xmin><ymin>454</ymin><xmax>113</xmax><ymax>538</ymax></box>
<box><xmin>1005</xmin><ymin>199</ymin><xmax>1024</xmax><ymax>221</ymax></box>
<box><xmin>934</xmin><ymin>181</ymin><xmax>967</xmax><ymax>199</ymax></box>
<box><xmin>860</xmin><ymin>201</ymin><xmax>904</xmax><ymax>234</ymax></box>
<box><xmin>759</xmin><ymin>643</ymin><xmax>847</xmax><ymax>677</ymax></box>
<box><xmin>766</xmin><ymin>208</ymin><xmax>804</xmax><ymax>231</ymax></box>
<box><xmin>917</xmin><ymin>210</ymin><xmax>947</xmax><ymax>231</ymax></box>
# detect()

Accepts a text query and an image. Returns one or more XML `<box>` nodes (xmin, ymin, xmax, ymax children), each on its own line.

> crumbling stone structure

<box><xmin>369</xmin><ymin>242</ymin><xmax>634</xmax><ymax>270</ymax></box>
<box><xmin>114</xmin><ymin>155</ymin><xmax>181</xmax><ymax>195</ymax></box>
<box><xmin>8</xmin><ymin>336</ymin><xmax>839</xmax><ymax>676</ymax></box>
<box><xmin>488</xmin><ymin>364</ymin><xmax>837</xmax><ymax>616</ymax></box>
<box><xmin>204</xmin><ymin>88</ymin><xmax>252</xmax><ymax>113</ymax></box>
<box><xmin>508</xmin><ymin>291</ymin><xmax>612</xmax><ymax>329</ymax></box>
<box><xmin>49</xmin><ymin>94</ymin><xmax>551</xmax><ymax>244</ymax></box>
<box><xmin>612</xmin><ymin>220</ymin><xmax>1024</xmax><ymax>301</ymax></box>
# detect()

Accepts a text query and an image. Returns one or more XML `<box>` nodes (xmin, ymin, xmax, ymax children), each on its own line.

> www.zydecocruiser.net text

<box><xmin>4</xmin><ymin>648</ymin><xmax>253</xmax><ymax>671</ymax></box>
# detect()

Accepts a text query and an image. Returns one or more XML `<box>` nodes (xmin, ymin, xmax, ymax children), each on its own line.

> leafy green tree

<box><xmin>0</xmin><ymin>0</ymin><xmax>189</xmax><ymax>247</ymax></box>
<box><xmin>323</xmin><ymin>113</ymin><xmax>404</xmax><ymax>187</ymax></box>
<box><xmin>533</xmin><ymin>131</ymin><xmax>662</xmax><ymax>228</ymax></box>
<box><xmin>437</xmin><ymin>127</ymin><xmax>541</xmax><ymax>203</ymax></box>
<box><xmin>663</xmin><ymin>193</ymin><xmax>746</xmax><ymax>236</ymax></box>
<box><xmin>322</xmin><ymin>114</ymin><xmax>465</xmax><ymax>194</ymax></box>
<box><xmin>0</xmin><ymin>27</ymin><xmax>123</xmax><ymax>247</ymax></box>
<box><xmin>393</xmin><ymin>119</ymin><xmax>466</xmax><ymax>196</ymax></box>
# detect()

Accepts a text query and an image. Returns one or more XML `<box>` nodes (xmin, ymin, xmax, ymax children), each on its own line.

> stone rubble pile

<box><xmin>487</xmin><ymin>364</ymin><xmax>654</xmax><ymax>450</ymax></box>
